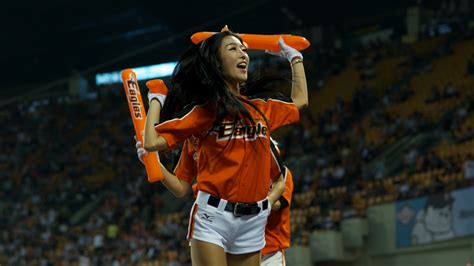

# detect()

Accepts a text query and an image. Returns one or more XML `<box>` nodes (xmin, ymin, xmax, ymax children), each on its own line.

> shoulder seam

<box><xmin>249</xmin><ymin>98</ymin><xmax>294</xmax><ymax>105</ymax></box>
<box><xmin>156</xmin><ymin>102</ymin><xmax>208</xmax><ymax>128</ymax></box>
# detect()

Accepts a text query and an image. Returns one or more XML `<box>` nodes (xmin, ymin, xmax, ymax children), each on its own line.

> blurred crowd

<box><xmin>0</xmin><ymin>93</ymin><xmax>196</xmax><ymax>265</ymax></box>
<box><xmin>2</xmin><ymin>4</ymin><xmax>474</xmax><ymax>265</ymax></box>
<box><xmin>279</xmin><ymin>21</ymin><xmax>474</xmax><ymax>245</ymax></box>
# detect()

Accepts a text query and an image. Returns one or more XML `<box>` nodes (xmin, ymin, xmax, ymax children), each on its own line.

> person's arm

<box><xmin>271</xmin><ymin>167</ymin><xmax>293</xmax><ymax>211</ymax></box>
<box><xmin>159</xmin><ymin>162</ymin><xmax>190</xmax><ymax>198</ymax></box>
<box><xmin>290</xmin><ymin>56</ymin><xmax>308</xmax><ymax>109</ymax></box>
<box><xmin>267</xmin><ymin>37</ymin><xmax>308</xmax><ymax>109</ymax></box>
<box><xmin>271</xmin><ymin>197</ymin><xmax>290</xmax><ymax>211</ymax></box>
<box><xmin>144</xmin><ymin>99</ymin><xmax>168</xmax><ymax>151</ymax></box>
<box><xmin>136</xmin><ymin>138</ymin><xmax>190</xmax><ymax>198</ymax></box>
<box><xmin>268</xmin><ymin>174</ymin><xmax>285</xmax><ymax>208</ymax></box>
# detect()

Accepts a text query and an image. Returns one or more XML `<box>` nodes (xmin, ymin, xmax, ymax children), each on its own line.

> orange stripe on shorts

<box><xmin>282</xmin><ymin>249</ymin><xmax>285</xmax><ymax>266</ymax></box>
<box><xmin>187</xmin><ymin>204</ymin><xmax>198</xmax><ymax>239</ymax></box>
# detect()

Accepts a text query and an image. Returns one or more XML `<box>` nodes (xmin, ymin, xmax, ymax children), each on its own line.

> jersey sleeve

<box><xmin>269</xmin><ymin>140</ymin><xmax>284</xmax><ymax>181</ymax></box>
<box><xmin>281</xmin><ymin>167</ymin><xmax>294</xmax><ymax>205</ymax></box>
<box><xmin>265</xmin><ymin>99</ymin><xmax>300</xmax><ymax>131</ymax></box>
<box><xmin>173</xmin><ymin>140</ymin><xmax>197</xmax><ymax>184</ymax></box>
<box><xmin>191</xmin><ymin>183</ymin><xmax>198</xmax><ymax>199</ymax></box>
<box><xmin>155</xmin><ymin>104</ymin><xmax>214</xmax><ymax>149</ymax></box>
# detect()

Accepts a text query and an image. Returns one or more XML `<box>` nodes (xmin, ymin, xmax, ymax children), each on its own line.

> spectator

<box><xmin>466</xmin><ymin>54</ymin><xmax>474</xmax><ymax>75</ymax></box>
<box><xmin>443</xmin><ymin>81</ymin><xmax>459</xmax><ymax>98</ymax></box>
<box><xmin>421</xmin><ymin>151</ymin><xmax>444</xmax><ymax>171</ymax></box>
<box><xmin>463</xmin><ymin>154</ymin><xmax>474</xmax><ymax>179</ymax></box>
<box><xmin>425</xmin><ymin>85</ymin><xmax>441</xmax><ymax>103</ymax></box>
<box><xmin>404</xmin><ymin>146</ymin><xmax>419</xmax><ymax>173</ymax></box>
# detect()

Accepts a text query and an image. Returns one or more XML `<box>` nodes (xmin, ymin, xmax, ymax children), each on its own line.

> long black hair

<box><xmin>162</xmin><ymin>31</ymin><xmax>291</xmax><ymax>173</ymax></box>
<box><xmin>161</xmin><ymin>31</ymin><xmax>256</xmax><ymax>126</ymax></box>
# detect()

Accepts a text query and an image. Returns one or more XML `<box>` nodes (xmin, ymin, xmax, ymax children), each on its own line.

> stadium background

<box><xmin>2</xmin><ymin>0</ymin><xmax>474</xmax><ymax>265</ymax></box>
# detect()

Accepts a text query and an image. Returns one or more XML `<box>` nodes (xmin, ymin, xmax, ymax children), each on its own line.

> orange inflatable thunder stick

<box><xmin>121</xmin><ymin>69</ymin><xmax>164</xmax><ymax>182</ymax></box>
<box><xmin>191</xmin><ymin>32</ymin><xmax>311</xmax><ymax>52</ymax></box>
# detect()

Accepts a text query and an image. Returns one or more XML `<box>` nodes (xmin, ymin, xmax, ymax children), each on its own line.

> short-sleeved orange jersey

<box><xmin>175</xmin><ymin>137</ymin><xmax>293</xmax><ymax>255</ymax></box>
<box><xmin>262</xmin><ymin>167</ymin><xmax>293</xmax><ymax>255</ymax></box>
<box><xmin>174</xmin><ymin>138</ymin><xmax>198</xmax><ymax>184</ymax></box>
<box><xmin>156</xmin><ymin>97</ymin><xmax>299</xmax><ymax>203</ymax></box>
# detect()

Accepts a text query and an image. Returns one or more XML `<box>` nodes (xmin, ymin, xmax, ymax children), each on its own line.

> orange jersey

<box><xmin>176</xmin><ymin>137</ymin><xmax>292</xmax><ymax>255</ymax></box>
<box><xmin>156</xmin><ymin>97</ymin><xmax>299</xmax><ymax>203</ymax></box>
<box><xmin>174</xmin><ymin>138</ymin><xmax>198</xmax><ymax>184</ymax></box>
<box><xmin>177</xmin><ymin>137</ymin><xmax>284</xmax><ymax>196</ymax></box>
<box><xmin>262</xmin><ymin>167</ymin><xmax>293</xmax><ymax>255</ymax></box>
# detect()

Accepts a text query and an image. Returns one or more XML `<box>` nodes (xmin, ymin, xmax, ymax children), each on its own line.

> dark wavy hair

<box><xmin>162</xmin><ymin>31</ymin><xmax>290</xmax><ymax>172</ymax></box>
<box><xmin>161</xmin><ymin>31</ymin><xmax>258</xmax><ymax>126</ymax></box>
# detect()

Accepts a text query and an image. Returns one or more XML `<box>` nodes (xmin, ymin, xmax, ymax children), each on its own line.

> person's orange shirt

<box><xmin>156</xmin><ymin>97</ymin><xmax>298</xmax><ymax>203</ymax></box>
<box><xmin>175</xmin><ymin>137</ymin><xmax>293</xmax><ymax>255</ymax></box>
<box><xmin>262</xmin><ymin>167</ymin><xmax>293</xmax><ymax>255</ymax></box>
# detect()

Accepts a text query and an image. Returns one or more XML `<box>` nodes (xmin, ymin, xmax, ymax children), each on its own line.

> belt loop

<box><xmin>216</xmin><ymin>198</ymin><xmax>226</xmax><ymax>214</ymax></box>
<box><xmin>196</xmin><ymin>191</ymin><xmax>209</xmax><ymax>210</ymax></box>
<box><xmin>262</xmin><ymin>199</ymin><xmax>268</xmax><ymax>211</ymax></box>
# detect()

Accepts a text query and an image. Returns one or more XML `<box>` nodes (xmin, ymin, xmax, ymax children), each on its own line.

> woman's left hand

<box><xmin>265</xmin><ymin>37</ymin><xmax>303</xmax><ymax>63</ymax></box>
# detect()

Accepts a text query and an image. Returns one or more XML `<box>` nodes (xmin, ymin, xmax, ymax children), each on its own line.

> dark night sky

<box><xmin>1</xmin><ymin>0</ymin><xmax>416</xmax><ymax>91</ymax></box>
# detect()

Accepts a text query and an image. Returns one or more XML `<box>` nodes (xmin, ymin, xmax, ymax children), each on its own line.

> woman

<box><xmin>136</xmin><ymin>137</ymin><xmax>293</xmax><ymax>266</ymax></box>
<box><xmin>143</xmin><ymin>30</ymin><xmax>307</xmax><ymax>266</ymax></box>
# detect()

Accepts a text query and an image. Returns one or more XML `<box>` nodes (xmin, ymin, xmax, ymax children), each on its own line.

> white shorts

<box><xmin>187</xmin><ymin>191</ymin><xmax>270</xmax><ymax>254</ymax></box>
<box><xmin>261</xmin><ymin>250</ymin><xmax>285</xmax><ymax>266</ymax></box>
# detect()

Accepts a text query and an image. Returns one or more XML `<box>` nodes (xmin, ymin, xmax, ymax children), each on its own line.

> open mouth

<box><xmin>237</xmin><ymin>61</ymin><xmax>247</xmax><ymax>70</ymax></box>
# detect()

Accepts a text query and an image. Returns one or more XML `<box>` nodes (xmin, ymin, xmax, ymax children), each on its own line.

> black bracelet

<box><xmin>279</xmin><ymin>196</ymin><xmax>289</xmax><ymax>209</ymax></box>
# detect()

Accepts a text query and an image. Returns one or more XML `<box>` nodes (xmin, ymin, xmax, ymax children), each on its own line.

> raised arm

<box><xmin>144</xmin><ymin>98</ymin><xmax>168</xmax><ymax>151</ymax></box>
<box><xmin>267</xmin><ymin>37</ymin><xmax>308</xmax><ymax>109</ymax></box>
<box><xmin>289</xmin><ymin>55</ymin><xmax>308</xmax><ymax>109</ymax></box>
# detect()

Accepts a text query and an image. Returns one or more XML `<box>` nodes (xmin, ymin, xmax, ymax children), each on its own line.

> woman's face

<box><xmin>218</xmin><ymin>35</ymin><xmax>249</xmax><ymax>86</ymax></box>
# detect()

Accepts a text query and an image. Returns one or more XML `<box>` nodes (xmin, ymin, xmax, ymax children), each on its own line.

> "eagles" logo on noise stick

<box><xmin>126</xmin><ymin>75</ymin><xmax>143</xmax><ymax>120</ymax></box>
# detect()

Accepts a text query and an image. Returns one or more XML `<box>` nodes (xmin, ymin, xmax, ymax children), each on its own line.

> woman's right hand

<box><xmin>134</xmin><ymin>135</ymin><xmax>146</xmax><ymax>164</ymax></box>
<box><xmin>271</xmin><ymin>199</ymin><xmax>281</xmax><ymax>211</ymax></box>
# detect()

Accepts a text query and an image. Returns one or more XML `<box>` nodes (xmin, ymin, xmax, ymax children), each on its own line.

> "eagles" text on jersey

<box><xmin>212</xmin><ymin>122</ymin><xmax>268</xmax><ymax>141</ymax></box>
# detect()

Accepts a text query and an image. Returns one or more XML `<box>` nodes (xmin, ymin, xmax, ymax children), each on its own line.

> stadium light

<box><xmin>95</xmin><ymin>62</ymin><xmax>177</xmax><ymax>85</ymax></box>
